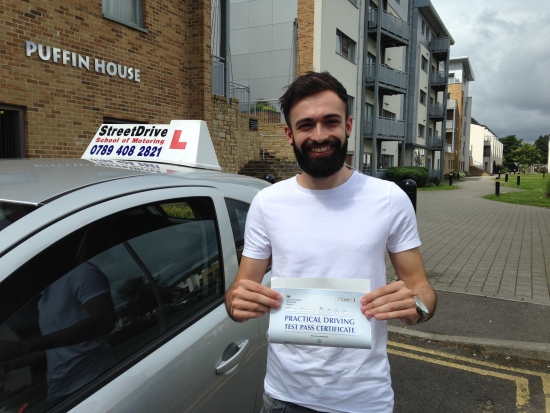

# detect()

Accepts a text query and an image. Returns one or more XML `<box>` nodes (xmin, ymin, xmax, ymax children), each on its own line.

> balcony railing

<box><xmin>448</xmin><ymin>77</ymin><xmax>461</xmax><ymax>84</ymax></box>
<box><xmin>426</xmin><ymin>135</ymin><xmax>442</xmax><ymax>148</ymax></box>
<box><xmin>212</xmin><ymin>55</ymin><xmax>225</xmax><ymax>96</ymax></box>
<box><xmin>429</xmin><ymin>104</ymin><xmax>445</xmax><ymax>118</ymax></box>
<box><xmin>230</xmin><ymin>81</ymin><xmax>251</xmax><ymax>110</ymax></box>
<box><xmin>445</xmin><ymin>144</ymin><xmax>453</xmax><ymax>153</ymax></box>
<box><xmin>429</xmin><ymin>38</ymin><xmax>451</xmax><ymax>54</ymax></box>
<box><xmin>366</xmin><ymin>64</ymin><xmax>407</xmax><ymax>91</ymax></box>
<box><xmin>446</xmin><ymin>120</ymin><xmax>454</xmax><ymax>130</ymax></box>
<box><xmin>368</xmin><ymin>9</ymin><xmax>409</xmax><ymax>41</ymax></box>
<box><xmin>430</xmin><ymin>70</ymin><xmax>446</xmax><ymax>85</ymax></box>
<box><xmin>364</xmin><ymin>116</ymin><xmax>405</xmax><ymax>138</ymax></box>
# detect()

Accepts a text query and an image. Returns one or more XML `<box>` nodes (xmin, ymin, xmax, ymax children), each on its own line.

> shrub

<box><xmin>539</xmin><ymin>166</ymin><xmax>548</xmax><ymax>174</ymax></box>
<box><xmin>546</xmin><ymin>179</ymin><xmax>550</xmax><ymax>197</ymax></box>
<box><xmin>430</xmin><ymin>176</ymin><xmax>441</xmax><ymax>186</ymax></box>
<box><xmin>463</xmin><ymin>170</ymin><xmax>470</xmax><ymax>177</ymax></box>
<box><xmin>425</xmin><ymin>182</ymin><xmax>437</xmax><ymax>188</ymax></box>
<box><xmin>384</xmin><ymin>166</ymin><xmax>430</xmax><ymax>187</ymax></box>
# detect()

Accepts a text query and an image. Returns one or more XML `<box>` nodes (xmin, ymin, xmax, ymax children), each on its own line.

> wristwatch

<box><xmin>414</xmin><ymin>297</ymin><xmax>430</xmax><ymax>323</ymax></box>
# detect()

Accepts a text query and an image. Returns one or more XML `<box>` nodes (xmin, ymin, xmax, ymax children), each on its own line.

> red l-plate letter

<box><xmin>169</xmin><ymin>130</ymin><xmax>187</xmax><ymax>149</ymax></box>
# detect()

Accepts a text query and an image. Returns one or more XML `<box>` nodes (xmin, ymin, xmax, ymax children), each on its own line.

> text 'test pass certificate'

<box><xmin>269</xmin><ymin>278</ymin><xmax>371</xmax><ymax>349</ymax></box>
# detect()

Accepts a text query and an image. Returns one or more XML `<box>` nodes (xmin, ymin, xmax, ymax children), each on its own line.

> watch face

<box><xmin>414</xmin><ymin>297</ymin><xmax>429</xmax><ymax>321</ymax></box>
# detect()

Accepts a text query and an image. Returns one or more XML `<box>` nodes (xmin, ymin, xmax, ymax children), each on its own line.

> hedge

<box><xmin>384</xmin><ymin>166</ymin><xmax>430</xmax><ymax>188</ymax></box>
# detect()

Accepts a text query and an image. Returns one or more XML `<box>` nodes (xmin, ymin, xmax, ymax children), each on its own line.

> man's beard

<box><xmin>293</xmin><ymin>136</ymin><xmax>348</xmax><ymax>179</ymax></box>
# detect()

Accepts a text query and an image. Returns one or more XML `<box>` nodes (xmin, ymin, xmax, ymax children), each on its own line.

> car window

<box><xmin>0</xmin><ymin>201</ymin><xmax>38</xmax><ymax>232</ymax></box>
<box><xmin>0</xmin><ymin>197</ymin><xmax>222</xmax><ymax>412</ymax></box>
<box><xmin>224</xmin><ymin>198</ymin><xmax>249</xmax><ymax>264</ymax></box>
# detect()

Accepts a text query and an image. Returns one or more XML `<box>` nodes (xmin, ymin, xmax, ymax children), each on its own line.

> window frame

<box><xmin>419</xmin><ymin>90</ymin><xmax>427</xmax><ymax>105</ymax></box>
<box><xmin>102</xmin><ymin>0</ymin><xmax>148</xmax><ymax>33</ymax></box>
<box><xmin>421</xmin><ymin>56</ymin><xmax>428</xmax><ymax>73</ymax></box>
<box><xmin>336</xmin><ymin>30</ymin><xmax>356</xmax><ymax>63</ymax></box>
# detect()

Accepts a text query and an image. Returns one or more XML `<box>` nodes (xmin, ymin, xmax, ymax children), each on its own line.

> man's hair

<box><xmin>279</xmin><ymin>71</ymin><xmax>349</xmax><ymax>126</ymax></box>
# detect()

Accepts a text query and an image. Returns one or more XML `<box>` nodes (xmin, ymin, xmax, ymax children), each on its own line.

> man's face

<box><xmin>284</xmin><ymin>90</ymin><xmax>353</xmax><ymax>179</ymax></box>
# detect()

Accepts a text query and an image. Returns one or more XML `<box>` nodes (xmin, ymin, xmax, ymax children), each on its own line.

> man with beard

<box><xmin>225</xmin><ymin>71</ymin><xmax>435</xmax><ymax>413</ymax></box>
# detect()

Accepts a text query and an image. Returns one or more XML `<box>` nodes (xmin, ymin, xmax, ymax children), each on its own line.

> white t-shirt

<box><xmin>243</xmin><ymin>172</ymin><xmax>421</xmax><ymax>413</ymax></box>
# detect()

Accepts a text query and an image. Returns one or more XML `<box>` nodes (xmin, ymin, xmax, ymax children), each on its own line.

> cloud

<box><xmin>432</xmin><ymin>0</ymin><xmax>550</xmax><ymax>142</ymax></box>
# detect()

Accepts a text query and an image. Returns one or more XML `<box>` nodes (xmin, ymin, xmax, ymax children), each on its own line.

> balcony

<box><xmin>426</xmin><ymin>135</ymin><xmax>443</xmax><ymax>149</ymax></box>
<box><xmin>212</xmin><ymin>55</ymin><xmax>225</xmax><ymax>95</ymax></box>
<box><xmin>367</xmin><ymin>9</ymin><xmax>409</xmax><ymax>47</ymax></box>
<box><xmin>446</xmin><ymin>120</ymin><xmax>454</xmax><ymax>130</ymax></box>
<box><xmin>365</xmin><ymin>64</ymin><xmax>407</xmax><ymax>95</ymax></box>
<box><xmin>429</xmin><ymin>38</ymin><xmax>451</xmax><ymax>61</ymax></box>
<box><xmin>445</xmin><ymin>144</ymin><xmax>453</xmax><ymax>153</ymax></box>
<box><xmin>430</xmin><ymin>70</ymin><xmax>447</xmax><ymax>91</ymax></box>
<box><xmin>364</xmin><ymin>116</ymin><xmax>405</xmax><ymax>139</ymax></box>
<box><xmin>429</xmin><ymin>104</ymin><xmax>445</xmax><ymax>120</ymax></box>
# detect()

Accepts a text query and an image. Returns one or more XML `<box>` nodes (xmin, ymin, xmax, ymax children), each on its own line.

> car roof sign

<box><xmin>81</xmin><ymin>120</ymin><xmax>221</xmax><ymax>171</ymax></box>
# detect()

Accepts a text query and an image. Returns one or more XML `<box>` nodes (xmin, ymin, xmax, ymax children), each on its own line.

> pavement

<box><xmin>385</xmin><ymin>175</ymin><xmax>550</xmax><ymax>361</ymax></box>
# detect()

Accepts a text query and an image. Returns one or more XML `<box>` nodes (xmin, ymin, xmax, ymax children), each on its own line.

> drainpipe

<box><xmin>357</xmin><ymin>0</ymin><xmax>367</xmax><ymax>172</ymax></box>
<box><xmin>220</xmin><ymin>0</ymin><xmax>230</xmax><ymax>105</ymax></box>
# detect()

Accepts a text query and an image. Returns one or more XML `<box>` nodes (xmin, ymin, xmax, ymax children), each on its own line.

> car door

<box><xmin>0</xmin><ymin>186</ymin><xmax>262</xmax><ymax>413</ymax></box>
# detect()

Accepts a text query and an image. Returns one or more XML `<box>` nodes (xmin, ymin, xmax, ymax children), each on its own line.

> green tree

<box><xmin>499</xmin><ymin>135</ymin><xmax>523</xmax><ymax>171</ymax></box>
<box><xmin>534</xmin><ymin>134</ymin><xmax>549</xmax><ymax>165</ymax></box>
<box><xmin>511</xmin><ymin>143</ymin><xmax>542</xmax><ymax>172</ymax></box>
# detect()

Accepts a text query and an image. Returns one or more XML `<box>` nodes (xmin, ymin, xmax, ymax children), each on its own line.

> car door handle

<box><xmin>216</xmin><ymin>339</ymin><xmax>249</xmax><ymax>375</ymax></box>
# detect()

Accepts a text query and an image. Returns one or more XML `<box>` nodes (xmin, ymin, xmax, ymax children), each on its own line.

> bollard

<box><xmin>456</xmin><ymin>172</ymin><xmax>460</xmax><ymax>181</ymax></box>
<box><xmin>543</xmin><ymin>172</ymin><xmax>546</xmax><ymax>178</ymax></box>
<box><xmin>400</xmin><ymin>179</ymin><xmax>417</xmax><ymax>214</ymax></box>
<box><xmin>517</xmin><ymin>175</ymin><xmax>520</xmax><ymax>186</ymax></box>
<box><xmin>449</xmin><ymin>174</ymin><xmax>453</xmax><ymax>186</ymax></box>
<box><xmin>505</xmin><ymin>173</ymin><xmax>508</xmax><ymax>182</ymax></box>
<box><xmin>495</xmin><ymin>181</ymin><xmax>500</xmax><ymax>196</ymax></box>
<box><xmin>263</xmin><ymin>174</ymin><xmax>276</xmax><ymax>184</ymax></box>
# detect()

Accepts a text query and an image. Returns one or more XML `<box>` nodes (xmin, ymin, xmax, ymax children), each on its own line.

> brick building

<box><xmin>0</xmin><ymin>0</ymin><xmax>271</xmax><ymax>174</ymax></box>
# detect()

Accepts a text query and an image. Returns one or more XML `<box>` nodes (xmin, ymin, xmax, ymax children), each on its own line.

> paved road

<box><xmin>387</xmin><ymin>175</ymin><xmax>550</xmax><ymax>305</ymax></box>
<box><xmin>386</xmin><ymin>176</ymin><xmax>550</xmax><ymax>359</ymax></box>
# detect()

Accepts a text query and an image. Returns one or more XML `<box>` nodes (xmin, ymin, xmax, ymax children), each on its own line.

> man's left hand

<box><xmin>360</xmin><ymin>280</ymin><xmax>420</xmax><ymax>325</ymax></box>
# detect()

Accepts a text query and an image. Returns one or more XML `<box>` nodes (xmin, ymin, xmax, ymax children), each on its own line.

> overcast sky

<box><xmin>431</xmin><ymin>0</ymin><xmax>550</xmax><ymax>143</ymax></box>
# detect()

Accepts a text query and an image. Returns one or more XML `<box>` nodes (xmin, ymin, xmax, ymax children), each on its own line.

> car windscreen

<box><xmin>0</xmin><ymin>201</ymin><xmax>38</xmax><ymax>232</ymax></box>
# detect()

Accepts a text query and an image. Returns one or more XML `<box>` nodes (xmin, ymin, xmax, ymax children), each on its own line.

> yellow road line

<box><xmin>388</xmin><ymin>347</ymin><xmax>530</xmax><ymax>411</ymax></box>
<box><xmin>388</xmin><ymin>340</ymin><xmax>549</xmax><ymax>377</ymax></box>
<box><xmin>542</xmin><ymin>375</ymin><xmax>550</xmax><ymax>413</ymax></box>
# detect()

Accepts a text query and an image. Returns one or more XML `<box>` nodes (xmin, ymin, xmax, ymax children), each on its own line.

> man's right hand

<box><xmin>229</xmin><ymin>279</ymin><xmax>281</xmax><ymax>322</ymax></box>
<box><xmin>225</xmin><ymin>256</ymin><xmax>281</xmax><ymax>322</ymax></box>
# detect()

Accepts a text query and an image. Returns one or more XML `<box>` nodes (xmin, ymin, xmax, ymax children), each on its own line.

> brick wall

<box><xmin>258</xmin><ymin>123</ymin><xmax>296</xmax><ymax>162</ymax></box>
<box><xmin>0</xmin><ymin>0</ymin><xmax>211</xmax><ymax>157</ymax></box>
<box><xmin>209</xmin><ymin>95</ymin><xmax>264</xmax><ymax>174</ymax></box>
<box><xmin>448</xmin><ymin>83</ymin><xmax>464</xmax><ymax>172</ymax></box>
<box><xmin>296</xmin><ymin>0</ymin><xmax>314</xmax><ymax>77</ymax></box>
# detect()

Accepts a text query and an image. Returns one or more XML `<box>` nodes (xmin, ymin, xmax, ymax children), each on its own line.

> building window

<box><xmin>336</xmin><ymin>30</ymin><xmax>356</xmax><ymax>63</ymax></box>
<box><xmin>426</xmin><ymin>26</ymin><xmax>430</xmax><ymax>40</ymax></box>
<box><xmin>382</xmin><ymin>110</ymin><xmax>396</xmax><ymax>120</ymax></box>
<box><xmin>418</xmin><ymin>124</ymin><xmax>425</xmax><ymax>138</ymax></box>
<box><xmin>103</xmin><ymin>0</ymin><xmax>144</xmax><ymax>30</ymax></box>
<box><xmin>421</xmin><ymin>20</ymin><xmax>426</xmax><ymax>35</ymax></box>
<box><xmin>419</xmin><ymin>90</ymin><xmax>427</xmax><ymax>105</ymax></box>
<box><xmin>421</xmin><ymin>56</ymin><xmax>428</xmax><ymax>73</ymax></box>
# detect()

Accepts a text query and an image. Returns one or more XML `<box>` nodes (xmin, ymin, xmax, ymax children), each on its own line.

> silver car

<box><xmin>0</xmin><ymin>158</ymin><xmax>271</xmax><ymax>413</ymax></box>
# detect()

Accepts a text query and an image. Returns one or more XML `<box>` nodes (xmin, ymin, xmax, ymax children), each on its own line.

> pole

<box><xmin>495</xmin><ymin>181</ymin><xmax>500</xmax><ymax>196</ymax></box>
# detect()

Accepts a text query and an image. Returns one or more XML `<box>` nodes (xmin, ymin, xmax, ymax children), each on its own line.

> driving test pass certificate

<box><xmin>269</xmin><ymin>278</ymin><xmax>371</xmax><ymax>349</ymax></box>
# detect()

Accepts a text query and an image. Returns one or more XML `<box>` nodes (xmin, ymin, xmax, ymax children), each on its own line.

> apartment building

<box><xmin>229</xmin><ymin>0</ymin><xmax>456</xmax><ymax>177</ymax></box>
<box><xmin>405</xmin><ymin>0</ymin><xmax>453</xmax><ymax>177</ymax></box>
<box><xmin>446</xmin><ymin>57</ymin><xmax>475</xmax><ymax>174</ymax></box>
<box><xmin>470</xmin><ymin>118</ymin><xmax>503</xmax><ymax>174</ymax></box>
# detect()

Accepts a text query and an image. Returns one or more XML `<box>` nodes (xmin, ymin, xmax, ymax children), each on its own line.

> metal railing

<box><xmin>448</xmin><ymin>77</ymin><xmax>461</xmax><ymax>84</ymax></box>
<box><xmin>446</xmin><ymin>120</ymin><xmax>454</xmax><ymax>130</ymax></box>
<box><xmin>230</xmin><ymin>81</ymin><xmax>250</xmax><ymax>110</ymax></box>
<box><xmin>366</xmin><ymin>64</ymin><xmax>407</xmax><ymax>91</ymax></box>
<box><xmin>426</xmin><ymin>135</ymin><xmax>442</xmax><ymax>148</ymax></box>
<box><xmin>364</xmin><ymin>116</ymin><xmax>405</xmax><ymax>138</ymax></box>
<box><xmin>429</xmin><ymin>38</ymin><xmax>451</xmax><ymax>54</ymax></box>
<box><xmin>238</xmin><ymin>99</ymin><xmax>284</xmax><ymax>123</ymax></box>
<box><xmin>429</xmin><ymin>104</ymin><xmax>445</xmax><ymax>118</ymax></box>
<box><xmin>471</xmin><ymin>160</ymin><xmax>484</xmax><ymax>169</ymax></box>
<box><xmin>430</xmin><ymin>70</ymin><xmax>446</xmax><ymax>85</ymax></box>
<box><xmin>368</xmin><ymin>9</ymin><xmax>409</xmax><ymax>40</ymax></box>
<box><xmin>445</xmin><ymin>144</ymin><xmax>453</xmax><ymax>153</ymax></box>
<box><xmin>212</xmin><ymin>55</ymin><xmax>225</xmax><ymax>96</ymax></box>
